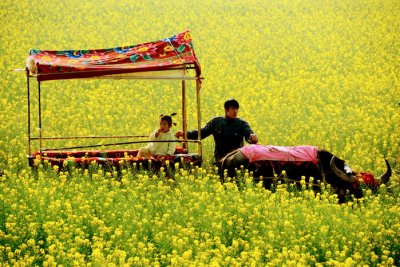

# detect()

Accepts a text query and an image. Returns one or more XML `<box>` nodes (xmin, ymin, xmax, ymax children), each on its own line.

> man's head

<box><xmin>224</xmin><ymin>99</ymin><xmax>239</xmax><ymax>119</ymax></box>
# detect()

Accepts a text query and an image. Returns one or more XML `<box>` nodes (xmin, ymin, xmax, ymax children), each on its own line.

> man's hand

<box><xmin>249</xmin><ymin>133</ymin><xmax>258</xmax><ymax>144</ymax></box>
<box><xmin>175</xmin><ymin>130</ymin><xmax>184</xmax><ymax>138</ymax></box>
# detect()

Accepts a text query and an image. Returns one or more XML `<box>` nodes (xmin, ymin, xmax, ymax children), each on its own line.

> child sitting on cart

<box><xmin>138</xmin><ymin>113</ymin><xmax>177</xmax><ymax>158</ymax></box>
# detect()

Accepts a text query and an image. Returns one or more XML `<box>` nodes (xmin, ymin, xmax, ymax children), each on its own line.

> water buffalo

<box><xmin>219</xmin><ymin>145</ymin><xmax>392</xmax><ymax>203</ymax></box>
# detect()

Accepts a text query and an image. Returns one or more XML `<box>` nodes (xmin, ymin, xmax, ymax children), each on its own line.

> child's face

<box><xmin>159</xmin><ymin>120</ymin><xmax>171</xmax><ymax>132</ymax></box>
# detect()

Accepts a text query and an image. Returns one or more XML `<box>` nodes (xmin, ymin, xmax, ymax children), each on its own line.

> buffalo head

<box><xmin>329</xmin><ymin>156</ymin><xmax>392</xmax><ymax>202</ymax></box>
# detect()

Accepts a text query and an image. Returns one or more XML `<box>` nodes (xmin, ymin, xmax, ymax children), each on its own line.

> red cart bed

<box><xmin>28</xmin><ymin>147</ymin><xmax>200</xmax><ymax>169</ymax></box>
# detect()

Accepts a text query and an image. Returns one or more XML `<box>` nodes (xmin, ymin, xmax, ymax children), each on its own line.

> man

<box><xmin>175</xmin><ymin>99</ymin><xmax>258</xmax><ymax>163</ymax></box>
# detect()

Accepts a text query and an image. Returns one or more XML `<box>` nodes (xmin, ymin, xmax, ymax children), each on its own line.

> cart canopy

<box><xmin>26</xmin><ymin>30</ymin><xmax>201</xmax><ymax>81</ymax></box>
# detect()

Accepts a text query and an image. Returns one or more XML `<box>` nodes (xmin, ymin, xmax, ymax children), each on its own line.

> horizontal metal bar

<box><xmin>23</xmin><ymin>66</ymin><xmax>203</xmax><ymax>81</ymax></box>
<box><xmin>42</xmin><ymin>139</ymin><xmax>200</xmax><ymax>151</ymax></box>
<box><xmin>91</xmin><ymin>75</ymin><xmax>201</xmax><ymax>80</ymax></box>
<box><xmin>31</xmin><ymin>135</ymin><xmax>149</xmax><ymax>140</ymax></box>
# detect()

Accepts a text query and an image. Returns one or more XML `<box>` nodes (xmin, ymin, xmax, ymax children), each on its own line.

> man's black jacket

<box><xmin>187</xmin><ymin>116</ymin><xmax>255</xmax><ymax>162</ymax></box>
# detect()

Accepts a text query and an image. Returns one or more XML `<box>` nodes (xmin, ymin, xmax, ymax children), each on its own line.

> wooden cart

<box><xmin>22</xmin><ymin>31</ymin><xmax>203</xmax><ymax>170</ymax></box>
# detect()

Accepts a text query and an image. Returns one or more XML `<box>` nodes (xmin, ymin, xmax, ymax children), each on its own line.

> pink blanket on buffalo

<box><xmin>240</xmin><ymin>145</ymin><xmax>318</xmax><ymax>164</ymax></box>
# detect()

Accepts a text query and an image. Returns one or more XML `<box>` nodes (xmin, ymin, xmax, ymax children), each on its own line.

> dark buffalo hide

<box><xmin>219</xmin><ymin>145</ymin><xmax>391</xmax><ymax>203</ymax></box>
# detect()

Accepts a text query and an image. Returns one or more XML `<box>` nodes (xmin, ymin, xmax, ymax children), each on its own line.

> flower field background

<box><xmin>0</xmin><ymin>0</ymin><xmax>399</xmax><ymax>265</ymax></box>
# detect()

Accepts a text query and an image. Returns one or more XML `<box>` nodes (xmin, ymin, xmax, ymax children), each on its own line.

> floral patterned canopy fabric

<box><xmin>26</xmin><ymin>30</ymin><xmax>201</xmax><ymax>81</ymax></box>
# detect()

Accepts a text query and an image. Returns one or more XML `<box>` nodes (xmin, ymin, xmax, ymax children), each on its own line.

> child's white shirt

<box><xmin>146</xmin><ymin>129</ymin><xmax>176</xmax><ymax>155</ymax></box>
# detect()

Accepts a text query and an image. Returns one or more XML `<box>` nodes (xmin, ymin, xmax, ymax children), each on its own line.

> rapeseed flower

<box><xmin>0</xmin><ymin>0</ymin><xmax>399</xmax><ymax>265</ymax></box>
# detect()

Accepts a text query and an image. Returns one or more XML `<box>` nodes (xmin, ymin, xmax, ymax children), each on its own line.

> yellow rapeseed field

<box><xmin>0</xmin><ymin>0</ymin><xmax>399</xmax><ymax>265</ymax></box>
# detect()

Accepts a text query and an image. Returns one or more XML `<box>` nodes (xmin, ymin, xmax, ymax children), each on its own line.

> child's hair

<box><xmin>160</xmin><ymin>113</ymin><xmax>177</xmax><ymax>127</ymax></box>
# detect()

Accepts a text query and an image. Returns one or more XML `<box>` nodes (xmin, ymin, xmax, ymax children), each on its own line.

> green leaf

<box><xmin>130</xmin><ymin>54</ymin><xmax>139</xmax><ymax>62</ymax></box>
<box><xmin>142</xmin><ymin>54</ymin><xmax>153</xmax><ymax>60</ymax></box>
<box><xmin>177</xmin><ymin>44</ymin><xmax>186</xmax><ymax>53</ymax></box>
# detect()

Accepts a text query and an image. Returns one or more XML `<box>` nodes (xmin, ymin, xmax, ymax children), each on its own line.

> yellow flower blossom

<box><xmin>0</xmin><ymin>1</ymin><xmax>399</xmax><ymax>266</ymax></box>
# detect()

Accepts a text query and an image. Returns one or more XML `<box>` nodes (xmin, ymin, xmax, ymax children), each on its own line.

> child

<box><xmin>138</xmin><ymin>113</ymin><xmax>177</xmax><ymax>158</ymax></box>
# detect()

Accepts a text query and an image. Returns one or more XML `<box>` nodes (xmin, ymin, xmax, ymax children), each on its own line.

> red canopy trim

<box><xmin>26</xmin><ymin>30</ymin><xmax>201</xmax><ymax>81</ymax></box>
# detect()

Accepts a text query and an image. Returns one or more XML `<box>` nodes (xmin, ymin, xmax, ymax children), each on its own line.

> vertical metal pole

<box><xmin>196</xmin><ymin>78</ymin><xmax>202</xmax><ymax>159</ymax></box>
<box><xmin>26</xmin><ymin>68</ymin><xmax>31</xmax><ymax>155</ymax></box>
<box><xmin>38</xmin><ymin>81</ymin><xmax>42</xmax><ymax>153</ymax></box>
<box><xmin>181</xmin><ymin>80</ymin><xmax>188</xmax><ymax>149</ymax></box>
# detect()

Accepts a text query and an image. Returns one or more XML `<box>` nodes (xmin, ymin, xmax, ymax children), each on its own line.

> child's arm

<box><xmin>149</xmin><ymin>129</ymin><xmax>162</xmax><ymax>140</ymax></box>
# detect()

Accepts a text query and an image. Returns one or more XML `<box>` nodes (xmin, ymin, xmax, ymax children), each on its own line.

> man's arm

<box><xmin>187</xmin><ymin>118</ymin><xmax>215</xmax><ymax>140</ymax></box>
<box><xmin>242</xmin><ymin>120</ymin><xmax>258</xmax><ymax>144</ymax></box>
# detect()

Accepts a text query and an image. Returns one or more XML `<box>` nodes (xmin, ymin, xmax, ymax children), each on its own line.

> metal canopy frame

<box><xmin>26</xmin><ymin>67</ymin><xmax>203</xmax><ymax>161</ymax></box>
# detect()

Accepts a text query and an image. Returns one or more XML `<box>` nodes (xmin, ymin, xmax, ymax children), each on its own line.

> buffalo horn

<box><xmin>330</xmin><ymin>156</ymin><xmax>357</xmax><ymax>183</ymax></box>
<box><xmin>378</xmin><ymin>159</ymin><xmax>392</xmax><ymax>184</ymax></box>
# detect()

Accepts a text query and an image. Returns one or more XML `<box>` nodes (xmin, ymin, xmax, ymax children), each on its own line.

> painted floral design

<box><xmin>26</xmin><ymin>30</ymin><xmax>200</xmax><ymax>80</ymax></box>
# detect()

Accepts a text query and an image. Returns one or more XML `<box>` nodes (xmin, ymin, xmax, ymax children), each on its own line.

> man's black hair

<box><xmin>224</xmin><ymin>99</ymin><xmax>239</xmax><ymax>110</ymax></box>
